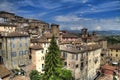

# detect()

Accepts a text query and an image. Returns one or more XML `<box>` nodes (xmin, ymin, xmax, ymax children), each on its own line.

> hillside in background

<box><xmin>68</xmin><ymin>30</ymin><xmax>120</xmax><ymax>36</ymax></box>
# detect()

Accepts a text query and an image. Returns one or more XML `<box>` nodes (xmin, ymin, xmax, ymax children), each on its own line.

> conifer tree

<box><xmin>44</xmin><ymin>36</ymin><xmax>61</xmax><ymax>80</ymax></box>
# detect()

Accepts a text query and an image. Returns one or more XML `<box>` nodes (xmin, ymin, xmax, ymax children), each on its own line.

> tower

<box><xmin>51</xmin><ymin>23</ymin><xmax>60</xmax><ymax>37</ymax></box>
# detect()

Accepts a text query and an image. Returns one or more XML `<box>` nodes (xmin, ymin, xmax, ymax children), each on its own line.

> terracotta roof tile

<box><xmin>30</xmin><ymin>45</ymin><xmax>43</xmax><ymax>50</ymax></box>
<box><xmin>101</xmin><ymin>64</ymin><xmax>115</xmax><ymax>71</ymax></box>
<box><xmin>60</xmin><ymin>46</ymin><xmax>80</xmax><ymax>53</ymax></box>
<box><xmin>62</xmin><ymin>32</ymin><xmax>78</xmax><ymax>38</ymax></box>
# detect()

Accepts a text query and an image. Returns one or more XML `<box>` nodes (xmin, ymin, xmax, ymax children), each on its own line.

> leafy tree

<box><xmin>29</xmin><ymin>70</ymin><xmax>43</xmax><ymax>80</ymax></box>
<box><xmin>56</xmin><ymin>68</ymin><xmax>73</xmax><ymax>80</ymax></box>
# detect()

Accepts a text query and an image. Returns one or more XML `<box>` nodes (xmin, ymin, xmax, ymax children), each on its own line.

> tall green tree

<box><xmin>44</xmin><ymin>36</ymin><xmax>62</xmax><ymax>80</ymax></box>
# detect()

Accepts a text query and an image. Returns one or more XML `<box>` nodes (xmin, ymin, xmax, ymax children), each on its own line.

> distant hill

<box><xmin>93</xmin><ymin>30</ymin><xmax>120</xmax><ymax>36</ymax></box>
<box><xmin>68</xmin><ymin>30</ymin><xmax>120</xmax><ymax>36</ymax></box>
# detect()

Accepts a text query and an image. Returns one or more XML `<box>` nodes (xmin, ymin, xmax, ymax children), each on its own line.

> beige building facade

<box><xmin>0</xmin><ymin>32</ymin><xmax>30</xmax><ymax>69</ymax></box>
<box><xmin>109</xmin><ymin>44</ymin><xmax>120</xmax><ymax>63</ymax></box>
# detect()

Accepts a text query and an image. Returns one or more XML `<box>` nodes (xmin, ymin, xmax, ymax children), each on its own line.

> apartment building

<box><xmin>109</xmin><ymin>44</ymin><xmax>120</xmax><ymax>64</ymax></box>
<box><xmin>87</xmin><ymin>45</ymin><xmax>101</xmax><ymax>80</ymax></box>
<box><xmin>0</xmin><ymin>23</ymin><xmax>17</xmax><ymax>32</ymax></box>
<box><xmin>30</xmin><ymin>36</ymin><xmax>50</xmax><ymax>73</ymax></box>
<box><xmin>0</xmin><ymin>32</ymin><xmax>30</xmax><ymax>69</ymax></box>
<box><xmin>60</xmin><ymin>44</ymin><xmax>82</xmax><ymax>80</ymax></box>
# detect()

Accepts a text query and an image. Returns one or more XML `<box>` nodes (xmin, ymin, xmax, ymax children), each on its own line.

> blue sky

<box><xmin>0</xmin><ymin>0</ymin><xmax>120</xmax><ymax>31</ymax></box>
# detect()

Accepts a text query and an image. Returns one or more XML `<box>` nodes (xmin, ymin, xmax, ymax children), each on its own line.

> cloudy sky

<box><xmin>0</xmin><ymin>0</ymin><xmax>120</xmax><ymax>31</ymax></box>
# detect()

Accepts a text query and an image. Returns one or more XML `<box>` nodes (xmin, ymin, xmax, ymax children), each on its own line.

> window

<box><xmin>116</xmin><ymin>50</ymin><xmax>118</xmax><ymax>52</ymax></box>
<box><xmin>46</xmin><ymin>50</ymin><xmax>47</xmax><ymax>53</ymax></box>
<box><xmin>63</xmin><ymin>52</ymin><xmax>67</xmax><ymax>58</ymax></box>
<box><xmin>19</xmin><ymin>51</ymin><xmax>23</xmax><ymax>55</ymax></box>
<box><xmin>11</xmin><ymin>52</ymin><xmax>16</xmax><ymax>57</ymax></box>
<box><xmin>25</xmin><ymin>43</ymin><xmax>28</xmax><ymax>47</ymax></box>
<box><xmin>111</xmin><ymin>49</ymin><xmax>113</xmax><ymax>51</ymax></box>
<box><xmin>12</xmin><ymin>38</ymin><xmax>14</xmax><ymax>41</ymax></box>
<box><xmin>80</xmin><ymin>62</ymin><xmax>84</xmax><ymax>70</ymax></box>
<box><xmin>23</xmin><ymin>51</ymin><xmax>26</xmax><ymax>55</ymax></box>
<box><xmin>94</xmin><ymin>58</ymin><xmax>98</xmax><ymax>64</ymax></box>
<box><xmin>76</xmin><ymin>54</ymin><xmax>78</xmax><ymax>60</ymax></box>
<box><xmin>41</xmin><ymin>56</ymin><xmax>44</xmax><ymax>60</ymax></box>
<box><xmin>13</xmin><ymin>61</ymin><xmax>16</xmax><ymax>65</ymax></box>
<box><xmin>25</xmin><ymin>50</ymin><xmax>29</xmax><ymax>55</ymax></box>
<box><xmin>72</xmin><ymin>54</ymin><xmax>74</xmax><ymax>59</ymax></box>
<box><xmin>12</xmin><ymin>44</ymin><xmax>15</xmax><ymax>48</ymax></box>
<box><xmin>116</xmin><ymin>54</ymin><xmax>118</xmax><ymax>57</ymax></box>
<box><xmin>64</xmin><ymin>62</ymin><xmax>67</xmax><ymax>66</ymax></box>
<box><xmin>20</xmin><ymin>43</ymin><xmax>22</xmax><ymax>47</ymax></box>
<box><xmin>42</xmin><ymin>50</ymin><xmax>43</xmax><ymax>53</ymax></box>
<box><xmin>20</xmin><ymin>37</ymin><xmax>22</xmax><ymax>41</ymax></box>
<box><xmin>42</xmin><ymin>64</ymin><xmax>44</xmax><ymax>70</ymax></box>
<box><xmin>76</xmin><ymin>64</ymin><xmax>78</xmax><ymax>68</ymax></box>
<box><xmin>86</xmin><ymin>61</ymin><xmax>88</xmax><ymax>65</ymax></box>
<box><xmin>0</xmin><ymin>43</ymin><xmax>2</xmax><ymax>49</ymax></box>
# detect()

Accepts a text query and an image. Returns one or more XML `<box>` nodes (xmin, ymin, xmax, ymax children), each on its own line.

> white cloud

<box><xmin>70</xmin><ymin>26</ymin><xmax>83</xmax><ymax>30</ymax></box>
<box><xmin>82</xmin><ymin>0</ymin><xmax>88</xmax><ymax>3</ymax></box>
<box><xmin>76</xmin><ymin>1</ymin><xmax>120</xmax><ymax>14</ymax></box>
<box><xmin>54</xmin><ymin>14</ymin><xmax>93</xmax><ymax>22</ymax></box>
<box><xmin>54</xmin><ymin>15</ymin><xmax>80</xmax><ymax>22</ymax></box>
<box><xmin>57</xmin><ymin>17</ymin><xmax>120</xmax><ymax>31</ymax></box>
<box><xmin>95</xmin><ymin>26</ymin><xmax>102</xmax><ymax>31</ymax></box>
<box><xmin>61</xmin><ymin>0</ymin><xmax>88</xmax><ymax>3</ymax></box>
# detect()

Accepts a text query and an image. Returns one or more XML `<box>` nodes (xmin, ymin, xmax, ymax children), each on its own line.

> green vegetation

<box><xmin>105</xmin><ymin>35</ymin><xmax>120</xmax><ymax>44</ymax></box>
<box><xmin>44</xmin><ymin>36</ymin><xmax>72</xmax><ymax>80</ymax></box>
<box><xmin>113</xmin><ymin>75</ymin><xmax>117</xmax><ymax>80</ymax></box>
<box><xmin>30</xmin><ymin>36</ymin><xmax>73</xmax><ymax>80</ymax></box>
<box><xmin>44</xmin><ymin>35</ymin><xmax>62</xmax><ymax>79</ymax></box>
<box><xmin>29</xmin><ymin>70</ymin><xmax>43</xmax><ymax>80</ymax></box>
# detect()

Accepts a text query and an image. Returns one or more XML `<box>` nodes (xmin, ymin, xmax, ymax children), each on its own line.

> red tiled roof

<box><xmin>101</xmin><ymin>64</ymin><xmax>115</xmax><ymax>71</ymax></box>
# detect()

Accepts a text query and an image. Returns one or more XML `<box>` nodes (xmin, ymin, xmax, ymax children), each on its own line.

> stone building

<box><xmin>30</xmin><ymin>45</ymin><xmax>44</xmax><ymax>73</ymax></box>
<box><xmin>60</xmin><ymin>31</ymin><xmax>78</xmax><ymax>42</ymax></box>
<box><xmin>60</xmin><ymin>43</ymin><xmax>102</xmax><ymax>80</ymax></box>
<box><xmin>87</xmin><ymin>45</ymin><xmax>101</xmax><ymax>80</ymax></box>
<box><xmin>0</xmin><ymin>11</ymin><xmax>15</xmax><ymax>24</ymax></box>
<box><xmin>60</xmin><ymin>44</ymin><xmax>82</xmax><ymax>80</ymax></box>
<box><xmin>0</xmin><ymin>11</ymin><xmax>50</xmax><ymax>38</ymax></box>
<box><xmin>0</xmin><ymin>32</ymin><xmax>30</xmax><ymax>69</ymax></box>
<box><xmin>30</xmin><ymin>36</ymin><xmax>50</xmax><ymax>73</ymax></box>
<box><xmin>108</xmin><ymin>44</ymin><xmax>120</xmax><ymax>64</ymax></box>
<box><xmin>51</xmin><ymin>23</ymin><xmax>60</xmax><ymax>37</ymax></box>
<box><xmin>0</xmin><ymin>23</ymin><xmax>17</xmax><ymax>32</ymax></box>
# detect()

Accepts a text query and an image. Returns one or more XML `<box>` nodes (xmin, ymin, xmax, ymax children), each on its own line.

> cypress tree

<box><xmin>44</xmin><ymin>36</ymin><xmax>61</xmax><ymax>80</ymax></box>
